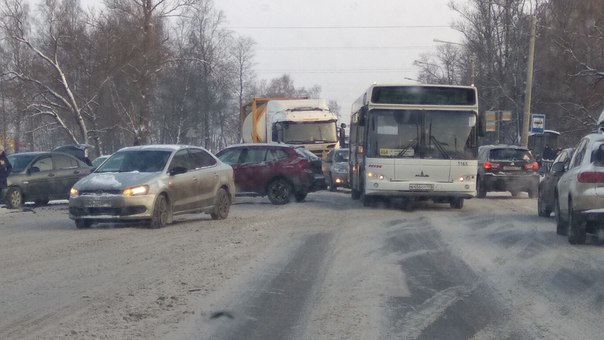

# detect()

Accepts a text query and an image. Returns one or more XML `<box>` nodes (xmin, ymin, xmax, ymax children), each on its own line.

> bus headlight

<box><xmin>367</xmin><ymin>172</ymin><xmax>385</xmax><ymax>180</ymax></box>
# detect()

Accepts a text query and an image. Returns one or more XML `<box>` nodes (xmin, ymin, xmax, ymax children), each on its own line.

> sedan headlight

<box><xmin>69</xmin><ymin>187</ymin><xmax>79</xmax><ymax>197</ymax></box>
<box><xmin>123</xmin><ymin>185</ymin><xmax>149</xmax><ymax>196</ymax></box>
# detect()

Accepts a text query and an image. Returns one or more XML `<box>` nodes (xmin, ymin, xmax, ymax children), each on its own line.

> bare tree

<box><xmin>1</xmin><ymin>0</ymin><xmax>93</xmax><ymax>145</ymax></box>
<box><xmin>532</xmin><ymin>0</ymin><xmax>604</xmax><ymax>144</ymax></box>
<box><xmin>104</xmin><ymin>0</ymin><xmax>197</xmax><ymax>145</ymax></box>
<box><xmin>450</xmin><ymin>0</ymin><xmax>532</xmax><ymax>144</ymax></box>
<box><xmin>231</xmin><ymin>36</ymin><xmax>256</xmax><ymax>141</ymax></box>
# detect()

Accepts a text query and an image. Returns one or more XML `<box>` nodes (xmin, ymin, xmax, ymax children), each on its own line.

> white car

<box><xmin>555</xmin><ymin>133</ymin><xmax>604</xmax><ymax>244</ymax></box>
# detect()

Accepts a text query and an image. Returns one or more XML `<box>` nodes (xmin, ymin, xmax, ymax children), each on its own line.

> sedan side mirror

<box><xmin>592</xmin><ymin>144</ymin><xmax>604</xmax><ymax>165</ymax></box>
<box><xmin>28</xmin><ymin>166</ymin><xmax>40</xmax><ymax>175</ymax></box>
<box><xmin>169</xmin><ymin>166</ymin><xmax>187</xmax><ymax>176</ymax></box>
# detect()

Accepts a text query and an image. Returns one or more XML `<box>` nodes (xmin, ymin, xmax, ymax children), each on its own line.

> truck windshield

<box><xmin>281</xmin><ymin>121</ymin><xmax>338</xmax><ymax>143</ymax></box>
<box><xmin>366</xmin><ymin>109</ymin><xmax>476</xmax><ymax>160</ymax></box>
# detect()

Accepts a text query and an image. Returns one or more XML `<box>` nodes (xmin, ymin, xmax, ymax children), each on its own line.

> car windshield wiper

<box><xmin>430</xmin><ymin>135</ymin><xmax>451</xmax><ymax>159</ymax></box>
<box><xmin>396</xmin><ymin>138</ymin><xmax>418</xmax><ymax>157</ymax></box>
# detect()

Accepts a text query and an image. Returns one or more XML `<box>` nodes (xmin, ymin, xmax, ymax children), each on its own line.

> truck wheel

<box><xmin>267</xmin><ymin>179</ymin><xmax>292</xmax><ymax>205</ymax></box>
<box><xmin>5</xmin><ymin>187</ymin><xmax>23</xmax><ymax>209</ymax></box>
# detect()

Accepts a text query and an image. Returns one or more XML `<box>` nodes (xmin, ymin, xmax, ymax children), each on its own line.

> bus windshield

<box><xmin>367</xmin><ymin>109</ymin><xmax>476</xmax><ymax>160</ymax></box>
<box><xmin>279</xmin><ymin>121</ymin><xmax>338</xmax><ymax>144</ymax></box>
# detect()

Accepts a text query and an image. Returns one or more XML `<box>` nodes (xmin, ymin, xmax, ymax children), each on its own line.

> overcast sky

<box><xmin>217</xmin><ymin>0</ymin><xmax>465</xmax><ymax>119</ymax></box>
<box><xmin>76</xmin><ymin>0</ymin><xmax>465</xmax><ymax>120</ymax></box>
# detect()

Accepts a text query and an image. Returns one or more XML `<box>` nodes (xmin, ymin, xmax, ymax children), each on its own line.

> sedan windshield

<box><xmin>96</xmin><ymin>150</ymin><xmax>172</xmax><ymax>173</ymax></box>
<box><xmin>7</xmin><ymin>154</ymin><xmax>37</xmax><ymax>173</ymax></box>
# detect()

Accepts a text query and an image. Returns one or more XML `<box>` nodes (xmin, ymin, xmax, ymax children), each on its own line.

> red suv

<box><xmin>216</xmin><ymin>144</ymin><xmax>325</xmax><ymax>204</ymax></box>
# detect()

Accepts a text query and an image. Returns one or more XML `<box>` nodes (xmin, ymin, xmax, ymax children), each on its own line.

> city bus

<box><xmin>349</xmin><ymin>84</ymin><xmax>480</xmax><ymax>209</ymax></box>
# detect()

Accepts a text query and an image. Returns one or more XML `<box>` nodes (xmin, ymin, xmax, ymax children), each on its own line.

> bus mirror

<box><xmin>359</xmin><ymin>107</ymin><xmax>367</xmax><ymax>126</ymax></box>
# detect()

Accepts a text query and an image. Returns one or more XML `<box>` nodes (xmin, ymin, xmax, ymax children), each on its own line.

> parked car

<box><xmin>53</xmin><ymin>144</ymin><xmax>94</xmax><ymax>166</ymax></box>
<box><xmin>476</xmin><ymin>145</ymin><xmax>540</xmax><ymax>198</ymax></box>
<box><xmin>537</xmin><ymin>148</ymin><xmax>574</xmax><ymax>217</ymax></box>
<box><xmin>3</xmin><ymin>151</ymin><xmax>93</xmax><ymax>209</ymax></box>
<box><xmin>555</xmin><ymin>133</ymin><xmax>604</xmax><ymax>244</ymax></box>
<box><xmin>322</xmin><ymin>148</ymin><xmax>349</xmax><ymax>191</ymax></box>
<box><xmin>91</xmin><ymin>155</ymin><xmax>110</xmax><ymax>169</ymax></box>
<box><xmin>215</xmin><ymin>143</ymin><xmax>325</xmax><ymax>205</ymax></box>
<box><xmin>69</xmin><ymin>145</ymin><xmax>234</xmax><ymax>229</ymax></box>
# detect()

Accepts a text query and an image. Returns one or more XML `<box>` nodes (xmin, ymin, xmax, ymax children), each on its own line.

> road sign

<box><xmin>501</xmin><ymin>110</ymin><xmax>512</xmax><ymax>121</ymax></box>
<box><xmin>531</xmin><ymin>114</ymin><xmax>545</xmax><ymax>134</ymax></box>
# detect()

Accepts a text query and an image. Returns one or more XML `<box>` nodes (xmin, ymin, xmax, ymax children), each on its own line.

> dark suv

<box><xmin>216</xmin><ymin>144</ymin><xmax>325</xmax><ymax>204</ymax></box>
<box><xmin>477</xmin><ymin>145</ymin><xmax>540</xmax><ymax>198</ymax></box>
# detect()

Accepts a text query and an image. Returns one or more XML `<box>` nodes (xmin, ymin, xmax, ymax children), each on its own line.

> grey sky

<box><xmin>218</xmin><ymin>0</ymin><xmax>464</xmax><ymax>119</ymax></box>
<box><xmin>76</xmin><ymin>0</ymin><xmax>464</xmax><ymax>120</ymax></box>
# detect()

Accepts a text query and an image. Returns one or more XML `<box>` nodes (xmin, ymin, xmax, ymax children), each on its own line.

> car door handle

<box><xmin>48</xmin><ymin>173</ymin><xmax>55</xmax><ymax>177</ymax></box>
<box><xmin>73</xmin><ymin>170</ymin><xmax>81</xmax><ymax>175</ymax></box>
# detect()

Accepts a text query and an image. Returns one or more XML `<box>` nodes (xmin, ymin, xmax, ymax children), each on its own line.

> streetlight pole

<box><xmin>520</xmin><ymin>15</ymin><xmax>537</xmax><ymax>148</ymax></box>
<box><xmin>433</xmin><ymin>39</ymin><xmax>475</xmax><ymax>85</ymax></box>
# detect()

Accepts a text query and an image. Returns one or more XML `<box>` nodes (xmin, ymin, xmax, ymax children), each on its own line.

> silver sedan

<box><xmin>69</xmin><ymin>145</ymin><xmax>235</xmax><ymax>229</ymax></box>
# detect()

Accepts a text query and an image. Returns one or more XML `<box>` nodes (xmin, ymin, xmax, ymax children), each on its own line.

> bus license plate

<box><xmin>409</xmin><ymin>184</ymin><xmax>434</xmax><ymax>191</ymax></box>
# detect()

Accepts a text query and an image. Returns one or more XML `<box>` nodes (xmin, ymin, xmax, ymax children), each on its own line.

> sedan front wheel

<box><xmin>4</xmin><ymin>187</ymin><xmax>23</xmax><ymax>209</ymax></box>
<box><xmin>149</xmin><ymin>194</ymin><xmax>170</xmax><ymax>229</ymax></box>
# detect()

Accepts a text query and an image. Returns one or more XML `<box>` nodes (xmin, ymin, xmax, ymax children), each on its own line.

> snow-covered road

<box><xmin>0</xmin><ymin>192</ymin><xmax>602</xmax><ymax>339</ymax></box>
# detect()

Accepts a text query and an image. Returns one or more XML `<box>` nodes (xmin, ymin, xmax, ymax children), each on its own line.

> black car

<box><xmin>477</xmin><ymin>145</ymin><xmax>540</xmax><ymax>198</ymax></box>
<box><xmin>537</xmin><ymin>148</ymin><xmax>574</xmax><ymax>217</ymax></box>
<box><xmin>4</xmin><ymin>151</ymin><xmax>93</xmax><ymax>208</ymax></box>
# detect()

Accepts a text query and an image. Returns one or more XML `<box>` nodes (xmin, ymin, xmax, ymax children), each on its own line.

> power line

<box><xmin>228</xmin><ymin>25</ymin><xmax>451</xmax><ymax>30</ymax></box>
<box><xmin>256</xmin><ymin>45</ymin><xmax>433</xmax><ymax>51</ymax></box>
<box><xmin>256</xmin><ymin>68</ymin><xmax>416</xmax><ymax>74</ymax></box>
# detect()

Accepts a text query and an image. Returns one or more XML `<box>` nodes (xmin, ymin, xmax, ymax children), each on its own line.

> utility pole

<box><xmin>521</xmin><ymin>15</ymin><xmax>537</xmax><ymax>148</ymax></box>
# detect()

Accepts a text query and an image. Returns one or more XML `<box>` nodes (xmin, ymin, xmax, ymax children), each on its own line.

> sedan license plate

<box><xmin>503</xmin><ymin>166</ymin><xmax>521</xmax><ymax>170</ymax></box>
<box><xmin>409</xmin><ymin>183</ymin><xmax>434</xmax><ymax>191</ymax></box>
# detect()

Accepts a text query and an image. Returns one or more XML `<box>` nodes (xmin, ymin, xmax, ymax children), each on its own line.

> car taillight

<box><xmin>484</xmin><ymin>161</ymin><xmax>501</xmax><ymax>170</ymax></box>
<box><xmin>524</xmin><ymin>162</ymin><xmax>539</xmax><ymax>171</ymax></box>
<box><xmin>296</xmin><ymin>158</ymin><xmax>310</xmax><ymax>170</ymax></box>
<box><xmin>577</xmin><ymin>171</ymin><xmax>604</xmax><ymax>183</ymax></box>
